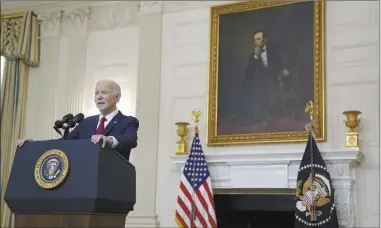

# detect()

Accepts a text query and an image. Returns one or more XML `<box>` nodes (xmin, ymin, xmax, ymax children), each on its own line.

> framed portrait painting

<box><xmin>207</xmin><ymin>1</ymin><xmax>326</xmax><ymax>146</ymax></box>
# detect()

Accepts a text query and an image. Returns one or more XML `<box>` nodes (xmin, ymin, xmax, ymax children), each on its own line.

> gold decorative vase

<box><xmin>175</xmin><ymin>122</ymin><xmax>190</xmax><ymax>155</ymax></box>
<box><xmin>343</xmin><ymin>110</ymin><xmax>361</xmax><ymax>148</ymax></box>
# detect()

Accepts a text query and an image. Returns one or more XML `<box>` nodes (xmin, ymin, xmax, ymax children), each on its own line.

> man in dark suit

<box><xmin>241</xmin><ymin>29</ymin><xmax>289</xmax><ymax>125</ymax></box>
<box><xmin>16</xmin><ymin>80</ymin><xmax>139</xmax><ymax>161</ymax></box>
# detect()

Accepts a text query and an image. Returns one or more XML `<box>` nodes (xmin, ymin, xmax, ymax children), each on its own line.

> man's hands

<box><xmin>91</xmin><ymin>134</ymin><xmax>113</xmax><ymax>148</ymax></box>
<box><xmin>16</xmin><ymin>138</ymin><xmax>34</xmax><ymax>147</ymax></box>
<box><xmin>254</xmin><ymin>45</ymin><xmax>261</xmax><ymax>59</ymax></box>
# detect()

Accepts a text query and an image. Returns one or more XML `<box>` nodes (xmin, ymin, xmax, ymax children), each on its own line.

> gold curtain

<box><xmin>0</xmin><ymin>11</ymin><xmax>40</xmax><ymax>228</ymax></box>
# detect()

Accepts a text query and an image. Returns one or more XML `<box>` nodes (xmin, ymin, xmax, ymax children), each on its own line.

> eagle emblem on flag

<box><xmin>296</xmin><ymin>172</ymin><xmax>332</xmax><ymax>218</ymax></box>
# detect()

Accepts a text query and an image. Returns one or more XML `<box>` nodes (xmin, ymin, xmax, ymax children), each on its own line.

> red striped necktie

<box><xmin>95</xmin><ymin>117</ymin><xmax>107</xmax><ymax>135</ymax></box>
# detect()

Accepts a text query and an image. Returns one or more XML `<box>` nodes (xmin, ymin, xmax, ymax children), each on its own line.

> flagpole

<box><xmin>305</xmin><ymin>101</ymin><xmax>318</xmax><ymax>221</ymax></box>
<box><xmin>190</xmin><ymin>110</ymin><xmax>201</xmax><ymax>223</ymax></box>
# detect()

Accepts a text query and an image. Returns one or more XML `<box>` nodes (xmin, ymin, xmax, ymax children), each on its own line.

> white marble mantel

<box><xmin>170</xmin><ymin>148</ymin><xmax>364</xmax><ymax>227</ymax></box>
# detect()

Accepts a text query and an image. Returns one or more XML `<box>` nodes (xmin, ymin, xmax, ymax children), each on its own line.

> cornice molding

<box><xmin>138</xmin><ymin>1</ymin><xmax>162</xmax><ymax>15</ymax></box>
<box><xmin>0</xmin><ymin>1</ymin><xmax>119</xmax><ymax>14</ymax></box>
<box><xmin>161</xmin><ymin>1</ymin><xmax>238</xmax><ymax>13</ymax></box>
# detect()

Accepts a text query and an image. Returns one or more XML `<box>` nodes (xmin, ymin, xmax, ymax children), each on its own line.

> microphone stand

<box><xmin>53</xmin><ymin>126</ymin><xmax>63</xmax><ymax>138</ymax></box>
<box><xmin>63</xmin><ymin>128</ymin><xmax>70</xmax><ymax>139</ymax></box>
<box><xmin>61</xmin><ymin>123</ymin><xmax>72</xmax><ymax>140</ymax></box>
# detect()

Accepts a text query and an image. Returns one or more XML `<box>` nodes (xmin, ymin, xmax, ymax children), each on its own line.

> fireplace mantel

<box><xmin>170</xmin><ymin>148</ymin><xmax>363</xmax><ymax>188</ymax></box>
<box><xmin>171</xmin><ymin>148</ymin><xmax>362</xmax><ymax>166</ymax></box>
<box><xmin>170</xmin><ymin>148</ymin><xmax>363</xmax><ymax>227</ymax></box>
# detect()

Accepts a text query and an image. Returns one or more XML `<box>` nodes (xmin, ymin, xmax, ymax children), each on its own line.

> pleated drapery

<box><xmin>0</xmin><ymin>11</ymin><xmax>40</xmax><ymax>228</ymax></box>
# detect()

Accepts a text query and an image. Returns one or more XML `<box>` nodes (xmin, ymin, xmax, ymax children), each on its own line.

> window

<box><xmin>0</xmin><ymin>56</ymin><xmax>4</xmax><ymax>86</ymax></box>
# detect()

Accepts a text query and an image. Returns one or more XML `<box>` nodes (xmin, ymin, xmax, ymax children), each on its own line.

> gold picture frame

<box><xmin>207</xmin><ymin>1</ymin><xmax>326</xmax><ymax>146</ymax></box>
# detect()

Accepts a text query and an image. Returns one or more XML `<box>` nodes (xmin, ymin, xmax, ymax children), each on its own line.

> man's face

<box><xmin>94</xmin><ymin>82</ymin><xmax>119</xmax><ymax>114</ymax></box>
<box><xmin>253</xmin><ymin>32</ymin><xmax>265</xmax><ymax>47</ymax></box>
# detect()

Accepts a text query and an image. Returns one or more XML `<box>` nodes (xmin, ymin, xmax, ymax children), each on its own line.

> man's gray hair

<box><xmin>96</xmin><ymin>79</ymin><xmax>121</xmax><ymax>97</ymax></box>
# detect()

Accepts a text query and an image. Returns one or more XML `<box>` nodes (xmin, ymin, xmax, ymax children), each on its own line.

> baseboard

<box><xmin>125</xmin><ymin>215</ymin><xmax>159</xmax><ymax>227</ymax></box>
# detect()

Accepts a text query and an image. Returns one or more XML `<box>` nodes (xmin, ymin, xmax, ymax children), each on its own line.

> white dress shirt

<box><xmin>96</xmin><ymin>109</ymin><xmax>119</xmax><ymax>148</ymax></box>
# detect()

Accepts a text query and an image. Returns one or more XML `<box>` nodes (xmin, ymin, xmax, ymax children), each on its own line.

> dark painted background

<box><xmin>216</xmin><ymin>2</ymin><xmax>314</xmax><ymax>135</ymax></box>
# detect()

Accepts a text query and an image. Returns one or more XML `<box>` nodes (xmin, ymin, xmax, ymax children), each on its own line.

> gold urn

<box><xmin>175</xmin><ymin>122</ymin><xmax>190</xmax><ymax>155</ymax></box>
<box><xmin>343</xmin><ymin>110</ymin><xmax>361</xmax><ymax>148</ymax></box>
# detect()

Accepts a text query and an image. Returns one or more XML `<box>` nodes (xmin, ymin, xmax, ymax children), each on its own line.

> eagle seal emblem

<box><xmin>34</xmin><ymin>149</ymin><xmax>70</xmax><ymax>189</ymax></box>
<box><xmin>296</xmin><ymin>172</ymin><xmax>332</xmax><ymax>214</ymax></box>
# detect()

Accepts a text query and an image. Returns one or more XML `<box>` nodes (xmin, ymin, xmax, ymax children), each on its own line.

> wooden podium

<box><xmin>4</xmin><ymin>139</ymin><xmax>136</xmax><ymax>228</ymax></box>
<box><xmin>14</xmin><ymin>213</ymin><xmax>127</xmax><ymax>227</ymax></box>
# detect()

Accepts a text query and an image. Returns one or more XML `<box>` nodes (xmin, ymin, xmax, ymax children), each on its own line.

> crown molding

<box><xmin>1</xmin><ymin>1</ymin><xmax>121</xmax><ymax>14</ymax></box>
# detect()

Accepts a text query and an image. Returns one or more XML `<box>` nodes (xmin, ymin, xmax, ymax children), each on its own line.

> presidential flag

<box><xmin>294</xmin><ymin>132</ymin><xmax>339</xmax><ymax>228</ymax></box>
<box><xmin>175</xmin><ymin>130</ymin><xmax>217</xmax><ymax>228</ymax></box>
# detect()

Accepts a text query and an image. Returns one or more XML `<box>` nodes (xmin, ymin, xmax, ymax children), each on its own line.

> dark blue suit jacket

<box><xmin>66</xmin><ymin>111</ymin><xmax>139</xmax><ymax>161</ymax></box>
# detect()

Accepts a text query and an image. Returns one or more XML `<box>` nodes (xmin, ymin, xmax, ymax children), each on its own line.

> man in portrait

<box><xmin>241</xmin><ymin>29</ymin><xmax>290</xmax><ymax>127</ymax></box>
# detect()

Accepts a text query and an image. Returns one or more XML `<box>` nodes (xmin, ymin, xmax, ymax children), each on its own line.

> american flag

<box><xmin>175</xmin><ymin>131</ymin><xmax>217</xmax><ymax>228</ymax></box>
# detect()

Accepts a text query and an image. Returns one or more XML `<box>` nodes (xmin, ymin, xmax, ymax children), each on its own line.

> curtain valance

<box><xmin>0</xmin><ymin>11</ymin><xmax>40</xmax><ymax>67</ymax></box>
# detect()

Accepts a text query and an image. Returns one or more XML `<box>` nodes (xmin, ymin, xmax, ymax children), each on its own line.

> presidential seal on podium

<box><xmin>34</xmin><ymin>149</ymin><xmax>70</xmax><ymax>189</ymax></box>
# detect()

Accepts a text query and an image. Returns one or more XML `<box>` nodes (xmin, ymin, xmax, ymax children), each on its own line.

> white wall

<box><xmin>156</xmin><ymin>1</ymin><xmax>380</xmax><ymax>227</ymax></box>
<box><xmin>24</xmin><ymin>2</ymin><xmax>140</xmax><ymax>141</ymax></box>
<box><xmin>326</xmin><ymin>2</ymin><xmax>380</xmax><ymax>226</ymax></box>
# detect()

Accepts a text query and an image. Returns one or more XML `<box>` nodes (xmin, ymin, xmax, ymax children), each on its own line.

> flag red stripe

<box><xmin>177</xmin><ymin>180</ymin><xmax>217</xmax><ymax>228</ymax></box>
<box><xmin>177</xmin><ymin>197</ymin><xmax>191</xmax><ymax>220</ymax></box>
<box><xmin>195</xmin><ymin>188</ymin><xmax>217</xmax><ymax>227</ymax></box>
<box><xmin>203</xmin><ymin>182</ymin><xmax>216</xmax><ymax>208</ymax></box>
<box><xmin>201</xmin><ymin>182</ymin><xmax>217</xmax><ymax>227</ymax></box>
<box><xmin>180</xmin><ymin>182</ymin><xmax>193</xmax><ymax>202</ymax></box>
<box><xmin>194</xmin><ymin>202</ymin><xmax>209</xmax><ymax>227</ymax></box>
<box><xmin>175</xmin><ymin>211</ymin><xmax>187</xmax><ymax>228</ymax></box>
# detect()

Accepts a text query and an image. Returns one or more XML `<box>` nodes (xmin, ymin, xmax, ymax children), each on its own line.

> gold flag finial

<box><xmin>304</xmin><ymin>101</ymin><xmax>316</xmax><ymax>139</ymax></box>
<box><xmin>192</xmin><ymin>110</ymin><xmax>201</xmax><ymax>134</ymax></box>
<box><xmin>304</xmin><ymin>101</ymin><xmax>314</xmax><ymax>121</ymax></box>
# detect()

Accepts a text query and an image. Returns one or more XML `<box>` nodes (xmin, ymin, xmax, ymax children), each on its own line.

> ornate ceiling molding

<box><xmin>138</xmin><ymin>1</ymin><xmax>162</xmax><ymax>14</ymax></box>
<box><xmin>37</xmin><ymin>10</ymin><xmax>63</xmax><ymax>37</ymax></box>
<box><xmin>60</xmin><ymin>6</ymin><xmax>91</xmax><ymax>36</ymax></box>
<box><xmin>62</xmin><ymin>6</ymin><xmax>91</xmax><ymax>25</ymax></box>
<box><xmin>1</xmin><ymin>1</ymin><xmax>116</xmax><ymax>14</ymax></box>
<box><xmin>161</xmin><ymin>1</ymin><xmax>237</xmax><ymax>13</ymax></box>
<box><xmin>89</xmin><ymin>2</ymin><xmax>139</xmax><ymax>32</ymax></box>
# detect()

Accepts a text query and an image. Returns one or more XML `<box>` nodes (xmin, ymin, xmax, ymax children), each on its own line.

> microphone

<box><xmin>53</xmin><ymin>113</ymin><xmax>74</xmax><ymax>137</ymax></box>
<box><xmin>54</xmin><ymin>114</ymin><xmax>74</xmax><ymax>128</ymax></box>
<box><xmin>66</xmin><ymin>113</ymin><xmax>85</xmax><ymax>128</ymax></box>
<box><xmin>61</xmin><ymin>113</ymin><xmax>85</xmax><ymax>140</ymax></box>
